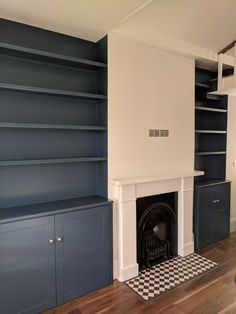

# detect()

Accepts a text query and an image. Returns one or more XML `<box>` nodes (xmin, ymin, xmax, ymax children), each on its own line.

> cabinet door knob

<box><xmin>57</xmin><ymin>237</ymin><xmax>63</xmax><ymax>242</ymax></box>
<box><xmin>213</xmin><ymin>199</ymin><xmax>220</xmax><ymax>203</ymax></box>
<box><xmin>49</xmin><ymin>239</ymin><xmax>55</xmax><ymax>244</ymax></box>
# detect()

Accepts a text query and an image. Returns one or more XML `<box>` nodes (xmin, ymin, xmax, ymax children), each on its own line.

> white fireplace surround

<box><xmin>109</xmin><ymin>171</ymin><xmax>204</xmax><ymax>282</ymax></box>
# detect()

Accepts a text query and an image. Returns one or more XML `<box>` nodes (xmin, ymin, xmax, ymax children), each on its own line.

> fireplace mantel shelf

<box><xmin>110</xmin><ymin>170</ymin><xmax>204</xmax><ymax>186</ymax></box>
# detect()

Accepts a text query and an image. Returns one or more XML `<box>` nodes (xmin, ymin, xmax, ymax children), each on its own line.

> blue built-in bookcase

<box><xmin>0</xmin><ymin>19</ymin><xmax>112</xmax><ymax>313</ymax></box>
<box><xmin>0</xmin><ymin>18</ymin><xmax>108</xmax><ymax>209</ymax></box>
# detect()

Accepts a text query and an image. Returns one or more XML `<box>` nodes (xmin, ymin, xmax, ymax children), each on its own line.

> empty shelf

<box><xmin>195</xmin><ymin>106</ymin><xmax>227</xmax><ymax>113</ymax></box>
<box><xmin>0</xmin><ymin>83</ymin><xmax>107</xmax><ymax>100</ymax></box>
<box><xmin>195</xmin><ymin>151</ymin><xmax>226</xmax><ymax>156</ymax></box>
<box><xmin>0</xmin><ymin>123</ymin><xmax>107</xmax><ymax>131</ymax></box>
<box><xmin>0</xmin><ymin>195</ymin><xmax>112</xmax><ymax>224</ymax></box>
<box><xmin>0</xmin><ymin>157</ymin><xmax>107</xmax><ymax>166</ymax></box>
<box><xmin>195</xmin><ymin>130</ymin><xmax>227</xmax><ymax>134</ymax></box>
<box><xmin>0</xmin><ymin>42</ymin><xmax>107</xmax><ymax>71</ymax></box>
<box><xmin>195</xmin><ymin>179</ymin><xmax>231</xmax><ymax>188</ymax></box>
<box><xmin>196</xmin><ymin>82</ymin><xmax>210</xmax><ymax>88</ymax></box>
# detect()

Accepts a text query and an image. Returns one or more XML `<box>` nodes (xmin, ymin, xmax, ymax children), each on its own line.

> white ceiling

<box><xmin>0</xmin><ymin>0</ymin><xmax>236</xmax><ymax>53</ymax></box>
<box><xmin>114</xmin><ymin>0</ymin><xmax>236</xmax><ymax>53</ymax></box>
<box><xmin>0</xmin><ymin>0</ymin><xmax>151</xmax><ymax>41</ymax></box>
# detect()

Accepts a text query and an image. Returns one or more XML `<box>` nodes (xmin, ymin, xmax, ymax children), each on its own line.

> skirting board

<box><xmin>178</xmin><ymin>241</ymin><xmax>194</xmax><ymax>257</ymax></box>
<box><xmin>230</xmin><ymin>218</ymin><xmax>236</xmax><ymax>233</ymax></box>
<box><xmin>117</xmin><ymin>263</ymin><xmax>139</xmax><ymax>282</ymax></box>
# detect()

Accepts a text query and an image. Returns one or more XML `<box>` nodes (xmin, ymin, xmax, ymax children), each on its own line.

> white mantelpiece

<box><xmin>109</xmin><ymin>171</ymin><xmax>204</xmax><ymax>282</ymax></box>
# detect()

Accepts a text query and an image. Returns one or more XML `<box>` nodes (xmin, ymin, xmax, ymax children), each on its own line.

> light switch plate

<box><xmin>160</xmin><ymin>129</ymin><xmax>169</xmax><ymax>137</ymax></box>
<box><xmin>149</xmin><ymin>129</ymin><xmax>169</xmax><ymax>137</ymax></box>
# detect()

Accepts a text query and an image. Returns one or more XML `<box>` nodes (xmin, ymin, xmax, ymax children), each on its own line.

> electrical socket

<box><xmin>149</xmin><ymin>129</ymin><xmax>155</xmax><ymax>137</ymax></box>
<box><xmin>160</xmin><ymin>129</ymin><xmax>169</xmax><ymax>137</ymax></box>
<box><xmin>149</xmin><ymin>129</ymin><xmax>169</xmax><ymax>137</ymax></box>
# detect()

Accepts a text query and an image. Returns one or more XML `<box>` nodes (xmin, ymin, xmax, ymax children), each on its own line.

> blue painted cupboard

<box><xmin>0</xmin><ymin>18</ymin><xmax>112</xmax><ymax>313</ymax></box>
<box><xmin>194</xmin><ymin>68</ymin><xmax>230</xmax><ymax>250</ymax></box>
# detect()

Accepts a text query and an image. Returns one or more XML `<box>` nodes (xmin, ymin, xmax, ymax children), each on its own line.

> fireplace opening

<box><xmin>137</xmin><ymin>192</ymin><xmax>178</xmax><ymax>270</ymax></box>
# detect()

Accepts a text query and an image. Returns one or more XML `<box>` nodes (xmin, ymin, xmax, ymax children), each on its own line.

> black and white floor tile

<box><xmin>125</xmin><ymin>253</ymin><xmax>217</xmax><ymax>301</ymax></box>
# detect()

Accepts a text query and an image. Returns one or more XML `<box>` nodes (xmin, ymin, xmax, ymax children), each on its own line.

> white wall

<box><xmin>108</xmin><ymin>33</ymin><xmax>195</xmax><ymax>180</ymax></box>
<box><xmin>226</xmin><ymin>96</ymin><xmax>236</xmax><ymax>232</ymax></box>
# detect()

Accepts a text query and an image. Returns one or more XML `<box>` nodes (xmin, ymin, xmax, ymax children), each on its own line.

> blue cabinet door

<box><xmin>194</xmin><ymin>182</ymin><xmax>230</xmax><ymax>250</ymax></box>
<box><xmin>0</xmin><ymin>216</ymin><xmax>56</xmax><ymax>314</ymax></box>
<box><xmin>212</xmin><ymin>183</ymin><xmax>230</xmax><ymax>242</ymax></box>
<box><xmin>55</xmin><ymin>205</ymin><xmax>113</xmax><ymax>304</ymax></box>
<box><xmin>195</xmin><ymin>186</ymin><xmax>214</xmax><ymax>249</ymax></box>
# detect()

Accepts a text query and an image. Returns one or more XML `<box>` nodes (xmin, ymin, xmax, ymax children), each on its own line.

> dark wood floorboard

<box><xmin>44</xmin><ymin>233</ymin><xmax>236</xmax><ymax>314</ymax></box>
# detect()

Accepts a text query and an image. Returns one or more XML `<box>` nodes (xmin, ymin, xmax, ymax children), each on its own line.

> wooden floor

<box><xmin>44</xmin><ymin>233</ymin><xmax>236</xmax><ymax>314</ymax></box>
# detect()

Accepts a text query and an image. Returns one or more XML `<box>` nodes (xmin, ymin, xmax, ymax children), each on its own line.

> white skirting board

<box><xmin>230</xmin><ymin>218</ymin><xmax>236</xmax><ymax>233</ymax></box>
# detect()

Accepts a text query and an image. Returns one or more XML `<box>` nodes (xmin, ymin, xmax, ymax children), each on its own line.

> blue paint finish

<box><xmin>0</xmin><ymin>83</ymin><xmax>107</xmax><ymax>99</ymax></box>
<box><xmin>0</xmin><ymin>203</ymin><xmax>113</xmax><ymax>314</ymax></box>
<box><xmin>194</xmin><ymin>182</ymin><xmax>230</xmax><ymax>250</ymax></box>
<box><xmin>194</xmin><ymin>68</ymin><xmax>230</xmax><ymax>250</ymax></box>
<box><xmin>55</xmin><ymin>204</ymin><xmax>113</xmax><ymax>304</ymax></box>
<box><xmin>0</xmin><ymin>42</ymin><xmax>107</xmax><ymax>70</ymax></box>
<box><xmin>0</xmin><ymin>216</ymin><xmax>56</xmax><ymax>314</ymax></box>
<box><xmin>0</xmin><ymin>18</ymin><xmax>108</xmax><ymax>209</ymax></box>
<box><xmin>0</xmin><ymin>196</ymin><xmax>112</xmax><ymax>224</ymax></box>
<box><xmin>0</xmin><ymin>18</ymin><xmax>111</xmax><ymax>313</ymax></box>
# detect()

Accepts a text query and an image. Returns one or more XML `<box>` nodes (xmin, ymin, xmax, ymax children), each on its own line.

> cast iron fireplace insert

<box><xmin>136</xmin><ymin>192</ymin><xmax>178</xmax><ymax>270</ymax></box>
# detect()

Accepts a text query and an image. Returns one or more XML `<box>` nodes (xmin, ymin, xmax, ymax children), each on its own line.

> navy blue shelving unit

<box><xmin>0</xmin><ymin>18</ymin><xmax>112</xmax><ymax>314</ymax></box>
<box><xmin>194</xmin><ymin>67</ymin><xmax>231</xmax><ymax>250</ymax></box>
<box><xmin>0</xmin><ymin>18</ymin><xmax>108</xmax><ymax>208</ymax></box>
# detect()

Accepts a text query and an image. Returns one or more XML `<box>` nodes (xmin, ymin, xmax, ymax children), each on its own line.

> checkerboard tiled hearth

<box><xmin>125</xmin><ymin>253</ymin><xmax>217</xmax><ymax>301</ymax></box>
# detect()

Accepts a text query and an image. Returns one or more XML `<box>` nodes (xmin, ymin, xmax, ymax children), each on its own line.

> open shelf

<box><xmin>195</xmin><ymin>106</ymin><xmax>227</xmax><ymax>113</ymax></box>
<box><xmin>0</xmin><ymin>123</ymin><xmax>106</xmax><ymax>131</ymax></box>
<box><xmin>0</xmin><ymin>42</ymin><xmax>107</xmax><ymax>71</ymax></box>
<box><xmin>195</xmin><ymin>109</ymin><xmax>227</xmax><ymax>131</ymax></box>
<box><xmin>0</xmin><ymin>157</ymin><xmax>107</xmax><ymax>166</ymax></box>
<box><xmin>195</xmin><ymin>98</ymin><xmax>227</xmax><ymax>110</ymax></box>
<box><xmin>195</xmin><ymin>82</ymin><xmax>210</xmax><ymax>88</ymax></box>
<box><xmin>194</xmin><ymin>68</ymin><xmax>230</xmax><ymax>251</ymax></box>
<box><xmin>194</xmin><ymin>68</ymin><xmax>228</xmax><ymax>182</ymax></box>
<box><xmin>0</xmin><ymin>195</ymin><xmax>110</xmax><ymax>224</ymax></box>
<box><xmin>195</xmin><ymin>151</ymin><xmax>226</xmax><ymax>156</ymax></box>
<box><xmin>0</xmin><ymin>83</ymin><xmax>107</xmax><ymax>100</ymax></box>
<box><xmin>194</xmin><ymin>179</ymin><xmax>231</xmax><ymax>187</ymax></box>
<box><xmin>0</xmin><ymin>19</ymin><xmax>108</xmax><ymax>210</ymax></box>
<box><xmin>195</xmin><ymin>130</ymin><xmax>227</xmax><ymax>134</ymax></box>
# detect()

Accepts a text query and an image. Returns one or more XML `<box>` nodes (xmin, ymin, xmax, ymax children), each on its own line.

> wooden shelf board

<box><xmin>195</xmin><ymin>179</ymin><xmax>231</xmax><ymax>188</ymax></box>
<box><xmin>0</xmin><ymin>42</ymin><xmax>107</xmax><ymax>71</ymax></box>
<box><xmin>0</xmin><ymin>195</ymin><xmax>112</xmax><ymax>224</ymax></box>
<box><xmin>0</xmin><ymin>123</ymin><xmax>107</xmax><ymax>131</ymax></box>
<box><xmin>0</xmin><ymin>83</ymin><xmax>107</xmax><ymax>100</ymax></box>
<box><xmin>195</xmin><ymin>151</ymin><xmax>226</xmax><ymax>156</ymax></box>
<box><xmin>0</xmin><ymin>157</ymin><xmax>107</xmax><ymax>166</ymax></box>
<box><xmin>206</xmin><ymin>94</ymin><xmax>222</xmax><ymax>100</ymax></box>
<box><xmin>196</xmin><ymin>82</ymin><xmax>210</xmax><ymax>88</ymax></box>
<box><xmin>195</xmin><ymin>130</ymin><xmax>227</xmax><ymax>134</ymax></box>
<box><xmin>195</xmin><ymin>106</ymin><xmax>227</xmax><ymax>113</ymax></box>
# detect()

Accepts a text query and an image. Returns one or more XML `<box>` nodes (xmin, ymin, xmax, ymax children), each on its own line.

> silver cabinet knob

<box><xmin>57</xmin><ymin>237</ymin><xmax>63</xmax><ymax>242</ymax></box>
<box><xmin>49</xmin><ymin>239</ymin><xmax>55</xmax><ymax>244</ymax></box>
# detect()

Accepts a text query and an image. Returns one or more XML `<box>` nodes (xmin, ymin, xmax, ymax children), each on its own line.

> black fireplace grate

<box><xmin>137</xmin><ymin>199</ymin><xmax>177</xmax><ymax>270</ymax></box>
<box><xmin>147</xmin><ymin>243</ymin><xmax>168</xmax><ymax>261</ymax></box>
